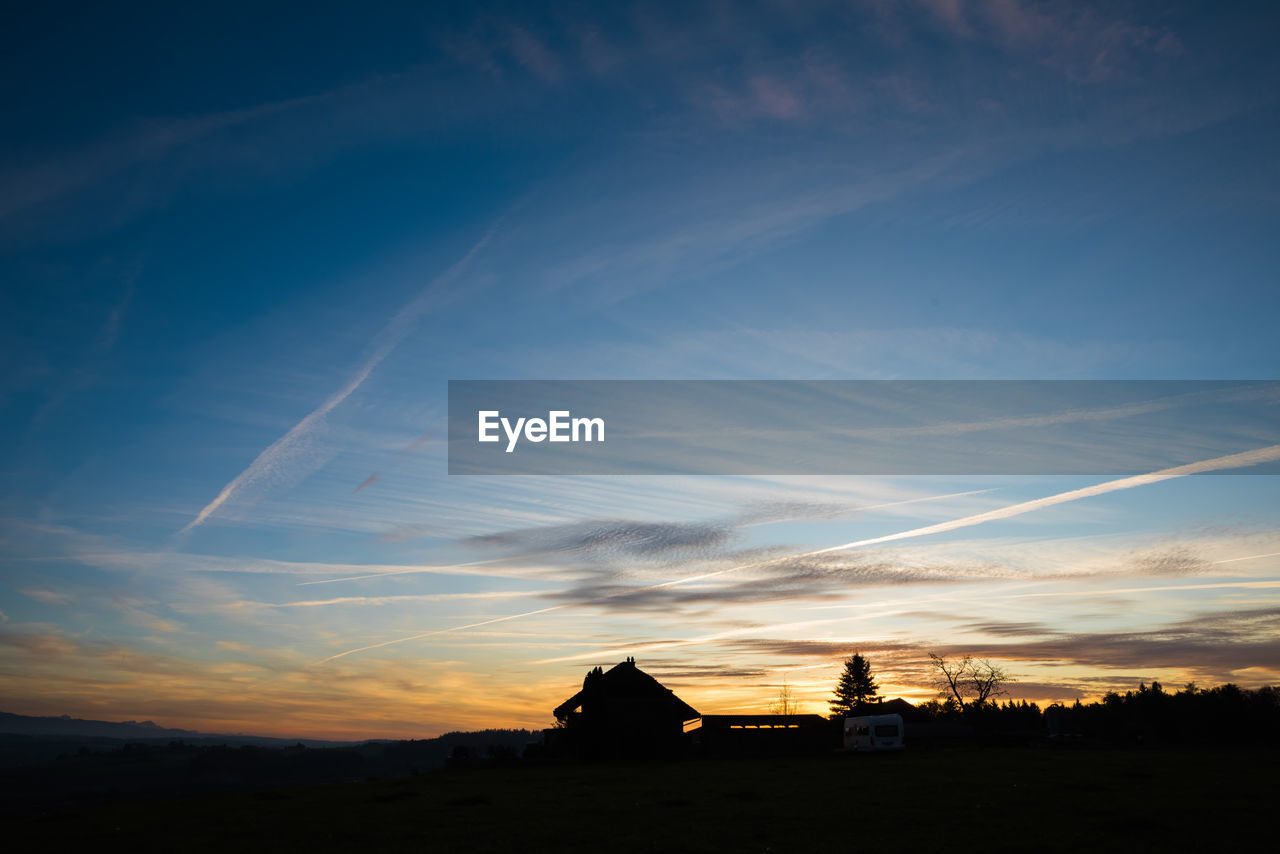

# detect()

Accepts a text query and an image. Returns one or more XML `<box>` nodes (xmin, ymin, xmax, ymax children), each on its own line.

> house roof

<box><xmin>554</xmin><ymin>657</ymin><xmax>700</xmax><ymax>721</ymax></box>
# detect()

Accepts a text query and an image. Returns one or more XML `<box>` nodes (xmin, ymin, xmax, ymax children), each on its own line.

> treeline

<box><xmin>1046</xmin><ymin>682</ymin><xmax>1280</xmax><ymax>746</ymax></box>
<box><xmin>896</xmin><ymin>682</ymin><xmax>1280</xmax><ymax>746</ymax></box>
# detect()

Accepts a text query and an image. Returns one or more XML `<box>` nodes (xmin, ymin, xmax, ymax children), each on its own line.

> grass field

<box><xmin>13</xmin><ymin>747</ymin><xmax>1275</xmax><ymax>851</ymax></box>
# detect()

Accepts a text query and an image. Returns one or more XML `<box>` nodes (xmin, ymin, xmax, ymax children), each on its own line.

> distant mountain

<box><xmin>0</xmin><ymin>716</ymin><xmax>540</xmax><ymax>813</ymax></box>
<box><xmin>0</xmin><ymin>711</ymin><xmax>357</xmax><ymax>748</ymax></box>
<box><xmin>0</xmin><ymin>712</ymin><xmax>203</xmax><ymax>740</ymax></box>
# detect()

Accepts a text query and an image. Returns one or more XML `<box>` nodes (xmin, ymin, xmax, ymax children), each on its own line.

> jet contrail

<box><xmin>534</xmin><ymin>593</ymin><xmax>979</xmax><ymax>665</ymax></box>
<box><xmin>535</xmin><ymin>579</ymin><xmax>1280</xmax><ymax>664</ymax></box>
<box><xmin>302</xmin><ymin>490</ymin><xmax>993</xmax><ymax>587</ymax></box>
<box><xmin>1211</xmin><ymin>551</ymin><xmax>1280</xmax><ymax>565</ymax></box>
<box><xmin>605</xmin><ymin>443</ymin><xmax>1280</xmax><ymax>592</ymax></box>
<box><xmin>251</xmin><ymin>590</ymin><xmax>543</xmax><ymax>608</ymax></box>
<box><xmin>736</xmin><ymin>488</ymin><xmax>994</xmax><ymax>528</ymax></box>
<box><xmin>310</xmin><ymin>488</ymin><xmax>987</xmax><ymax>661</ymax></box>
<box><xmin>296</xmin><ymin>555</ymin><xmax>550</xmax><ymax>586</ymax></box>
<box><xmin>315</xmin><ymin>443</ymin><xmax>1280</xmax><ymax>663</ymax></box>
<box><xmin>621</xmin><ymin>383</ymin><xmax>1280</xmax><ymax>442</ymax></box>
<box><xmin>998</xmin><ymin>579</ymin><xmax>1280</xmax><ymax>599</ymax></box>
<box><xmin>316</xmin><ymin>605</ymin><xmax>570</xmax><ymax>663</ymax></box>
<box><xmin>539</xmin><ymin>553</ymin><xmax>1280</xmax><ymax>662</ymax></box>
<box><xmin>179</xmin><ymin>225</ymin><xmax>498</xmax><ymax>535</ymax></box>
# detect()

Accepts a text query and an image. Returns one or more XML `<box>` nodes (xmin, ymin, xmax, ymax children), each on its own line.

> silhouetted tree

<box><xmin>930</xmin><ymin>653</ymin><xmax>970</xmax><ymax>709</ymax></box>
<box><xmin>830</xmin><ymin>653</ymin><xmax>879</xmax><ymax>716</ymax></box>
<box><xmin>928</xmin><ymin>653</ymin><xmax>1012</xmax><ymax>710</ymax></box>
<box><xmin>968</xmin><ymin>658</ymin><xmax>1011</xmax><ymax>707</ymax></box>
<box><xmin>1045</xmin><ymin>681</ymin><xmax>1280</xmax><ymax>746</ymax></box>
<box><xmin>769</xmin><ymin>678</ymin><xmax>802</xmax><ymax>715</ymax></box>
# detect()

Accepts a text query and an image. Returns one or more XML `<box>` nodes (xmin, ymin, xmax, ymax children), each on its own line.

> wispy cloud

<box><xmin>296</xmin><ymin>556</ymin><xmax>566</xmax><ymax>586</ymax></box>
<box><xmin>21</xmin><ymin>588</ymin><xmax>73</xmax><ymax>605</ymax></box>
<box><xmin>541</xmin><ymin>550</ymin><xmax>1021</xmax><ymax>614</ymax></box>
<box><xmin>297</xmin><ymin>489</ymin><xmax>991</xmax><ymax>585</ymax></box>
<box><xmin>462</xmin><ymin>519</ymin><xmax>733</xmax><ymax>563</ymax></box>
<box><xmin>22</xmin><ymin>269</ymin><xmax>140</xmax><ymax>438</ymax></box>
<box><xmin>246</xmin><ymin>591</ymin><xmax>544</xmax><ymax>609</ymax></box>
<box><xmin>456</xmin><ymin>491</ymin><xmax>992</xmax><ymax>564</ymax></box>
<box><xmin>0</xmin><ymin>90</ymin><xmax>338</xmax><ymax>226</ymax></box>
<box><xmin>906</xmin><ymin>0</ymin><xmax>1182</xmax><ymax>82</ymax></box>
<box><xmin>996</xmin><ymin>580</ymin><xmax>1280</xmax><ymax>602</ymax></box>
<box><xmin>569</xmin><ymin>444</ymin><xmax>1280</xmax><ymax>605</ymax></box>
<box><xmin>930</xmin><ymin>606</ymin><xmax>1280</xmax><ymax>681</ymax></box>
<box><xmin>318</xmin><ymin>444</ymin><xmax>1280</xmax><ymax>663</ymax></box>
<box><xmin>61</xmin><ymin>547</ymin><xmax>556</xmax><ymax>584</ymax></box>
<box><xmin>179</xmin><ymin>222</ymin><xmax>500</xmax><ymax>535</ymax></box>
<box><xmin>316</xmin><ymin>604</ymin><xmax>572</xmax><ymax>664</ymax></box>
<box><xmin>505</xmin><ymin>25</ymin><xmax>564</xmax><ymax>83</ymax></box>
<box><xmin>791</xmin><ymin>444</ymin><xmax>1280</xmax><ymax>556</ymax></box>
<box><xmin>680</xmin><ymin>601</ymin><xmax>1280</xmax><ymax>689</ymax></box>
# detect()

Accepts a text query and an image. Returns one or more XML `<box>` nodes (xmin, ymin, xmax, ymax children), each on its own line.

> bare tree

<box><xmin>770</xmin><ymin>678</ymin><xmax>803</xmax><ymax>715</ymax></box>
<box><xmin>928</xmin><ymin>653</ymin><xmax>1012</xmax><ymax>710</ymax></box>
<box><xmin>967</xmin><ymin>658</ymin><xmax>1010</xmax><ymax>706</ymax></box>
<box><xmin>929</xmin><ymin>653</ymin><xmax>970</xmax><ymax>708</ymax></box>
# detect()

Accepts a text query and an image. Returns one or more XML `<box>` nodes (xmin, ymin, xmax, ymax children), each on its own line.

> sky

<box><xmin>1</xmin><ymin>0</ymin><xmax>1278</xmax><ymax>740</ymax></box>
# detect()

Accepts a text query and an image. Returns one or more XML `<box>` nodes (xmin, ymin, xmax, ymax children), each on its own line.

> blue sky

<box><xmin>2</xmin><ymin>1</ymin><xmax>1278</xmax><ymax>738</ymax></box>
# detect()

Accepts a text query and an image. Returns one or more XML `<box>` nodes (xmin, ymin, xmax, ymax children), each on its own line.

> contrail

<box><xmin>535</xmin><ymin>579</ymin><xmax>1280</xmax><ymax>664</ymax></box>
<box><xmin>998</xmin><ymin>580</ymin><xmax>1280</xmax><ymax>599</ymax></box>
<box><xmin>316</xmin><ymin>605</ymin><xmax>570</xmax><ymax>663</ymax></box>
<box><xmin>296</xmin><ymin>555</ymin><xmax>543</xmax><ymax>586</ymax></box>
<box><xmin>537</xmin><ymin>547</ymin><xmax>1280</xmax><ymax>663</ymax></box>
<box><xmin>623</xmin><ymin>383</ymin><xmax>1280</xmax><ymax>442</ymax></box>
<box><xmin>311</xmin><ymin>488</ymin><xmax>987</xmax><ymax>661</ymax></box>
<box><xmin>179</xmin><ymin>224</ymin><xmax>498</xmax><ymax>535</ymax></box>
<box><xmin>314</xmin><ymin>443</ymin><xmax>1280</xmax><ymax>663</ymax></box>
<box><xmin>1210</xmin><ymin>551</ymin><xmax>1280</xmax><ymax>565</ymax></box>
<box><xmin>304</xmin><ymin>489</ymin><xmax>993</xmax><ymax>587</ymax></box>
<box><xmin>736</xmin><ymin>488</ymin><xmax>994</xmax><ymax>528</ymax></box>
<box><xmin>674</xmin><ymin>443</ymin><xmax>1280</xmax><ymax>587</ymax></box>
<box><xmin>534</xmin><ymin>592</ymin><xmax>980</xmax><ymax>664</ymax></box>
<box><xmin>249</xmin><ymin>590</ymin><xmax>543</xmax><ymax>608</ymax></box>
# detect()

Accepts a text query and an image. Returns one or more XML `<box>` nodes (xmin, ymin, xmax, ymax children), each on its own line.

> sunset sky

<box><xmin>2</xmin><ymin>1</ymin><xmax>1279</xmax><ymax>740</ymax></box>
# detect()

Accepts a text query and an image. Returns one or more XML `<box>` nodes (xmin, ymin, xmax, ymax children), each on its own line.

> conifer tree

<box><xmin>830</xmin><ymin>653</ymin><xmax>879</xmax><ymax>716</ymax></box>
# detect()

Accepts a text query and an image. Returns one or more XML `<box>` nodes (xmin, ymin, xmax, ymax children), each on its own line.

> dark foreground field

<box><xmin>13</xmin><ymin>747</ymin><xmax>1274</xmax><ymax>852</ymax></box>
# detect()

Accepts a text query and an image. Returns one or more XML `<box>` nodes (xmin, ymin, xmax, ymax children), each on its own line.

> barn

<box><xmin>550</xmin><ymin>657</ymin><xmax>700</xmax><ymax>758</ymax></box>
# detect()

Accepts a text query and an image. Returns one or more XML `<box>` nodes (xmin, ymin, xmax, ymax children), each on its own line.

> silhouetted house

<box><xmin>551</xmin><ymin>657</ymin><xmax>699</xmax><ymax>758</ymax></box>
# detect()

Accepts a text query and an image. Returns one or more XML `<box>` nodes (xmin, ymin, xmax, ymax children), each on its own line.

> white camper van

<box><xmin>843</xmin><ymin>714</ymin><xmax>904</xmax><ymax>751</ymax></box>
